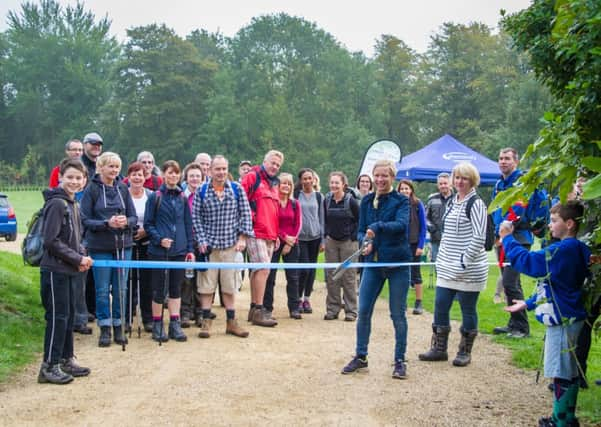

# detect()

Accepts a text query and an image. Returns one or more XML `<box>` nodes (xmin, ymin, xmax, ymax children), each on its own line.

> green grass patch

<box><xmin>0</xmin><ymin>251</ymin><xmax>43</xmax><ymax>382</ymax></box>
<box><xmin>3</xmin><ymin>190</ymin><xmax>44</xmax><ymax>234</ymax></box>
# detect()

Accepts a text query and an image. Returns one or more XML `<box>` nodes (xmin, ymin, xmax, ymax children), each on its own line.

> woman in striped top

<box><xmin>419</xmin><ymin>162</ymin><xmax>488</xmax><ymax>367</ymax></box>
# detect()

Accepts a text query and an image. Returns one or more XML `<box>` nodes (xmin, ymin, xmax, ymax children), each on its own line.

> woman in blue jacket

<box><xmin>144</xmin><ymin>160</ymin><xmax>195</xmax><ymax>343</ymax></box>
<box><xmin>81</xmin><ymin>152</ymin><xmax>137</xmax><ymax>348</ymax></box>
<box><xmin>341</xmin><ymin>160</ymin><xmax>411</xmax><ymax>379</ymax></box>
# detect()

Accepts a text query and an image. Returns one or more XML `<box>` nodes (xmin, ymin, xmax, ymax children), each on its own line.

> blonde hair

<box><xmin>264</xmin><ymin>150</ymin><xmax>284</xmax><ymax>164</ymax></box>
<box><xmin>278</xmin><ymin>173</ymin><xmax>295</xmax><ymax>199</ymax></box>
<box><xmin>372</xmin><ymin>159</ymin><xmax>397</xmax><ymax>178</ymax></box>
<box><xmin>451</xmin><ymin>162</ymin><xmax>480</xmax><ymax>188</ymax></box>
<box><xmin>96</xmin><ymin>152</ymin><xmax>122</xmax><ymax>169</ymax></box>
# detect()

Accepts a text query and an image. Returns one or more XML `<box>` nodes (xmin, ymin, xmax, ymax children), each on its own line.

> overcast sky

<box><xmin>0</xmin><ymin>0</ymin><xmax>531</xmax><ymax>56</ymax></box>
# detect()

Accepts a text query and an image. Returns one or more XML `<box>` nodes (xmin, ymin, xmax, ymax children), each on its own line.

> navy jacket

<box><xmin>358</xmin><ymin>190</ymin><xmax>411</xmax><ymax>263</ymax></box>
<box><xmin>144</xmin><ymin>184</ymin><xmax>194</xmax><ymax>257</ymax></box>
<box><xmin>80</xmin><ymin>174</ymin><xmax>137</xmax><ymax>252</ymax></box>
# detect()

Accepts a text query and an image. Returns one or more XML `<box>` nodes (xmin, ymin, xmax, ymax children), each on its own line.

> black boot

<box><xmin>38</xmin><ymin>362</ymin><xmax>73</xmax><ymax>384</ymax></box>
<box><xmin>152</xmin><ymin>320</ymin><xmax>169</xmax><ymax>342</ymax></box>
<box><xmin>98</xmin><ymin>326</ymin><xmax>111</xmax><ymax>347</ymax></box>
<box><xmin>452</xmin><ymin>328</ymin><xmax>478</xmax><ymax>367</ymax></box>
<box><xmin>168</xmin><ymin>319</ymin><xmax>187</xmax><ymax>342</ymax></box>
<box><xmin>113</xmin><ymin>326</ymin><xmax>128</xmax><ymax>345</ymax></box>
<box><xmin>418</xmin><ymin>324</ymin><xmax>451</xmax><ymax>361</ymax></box>
<box><xmin>60</xmin><ymin>358</ymin><xmax>91</xmax><ymax>377</ymax></box>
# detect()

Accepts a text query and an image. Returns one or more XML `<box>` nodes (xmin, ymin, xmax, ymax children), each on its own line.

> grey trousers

<box><xmin>325</xmin><ymin>237</ymin><xmax>358</xmax><ymax>318</ymax></box>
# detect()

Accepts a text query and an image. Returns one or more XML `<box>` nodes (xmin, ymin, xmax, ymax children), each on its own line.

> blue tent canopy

<box><xmin>395</xmin><ymin>134</ymin><xmax>499</xmax><ymax>186</ymax></box>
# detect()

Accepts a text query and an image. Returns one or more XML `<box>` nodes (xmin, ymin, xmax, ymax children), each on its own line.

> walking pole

<box><xmin>135</xmin><ymin>245</ymin><xmax>142</xmax><ymax>338</ymax></box>
<box><xmin>115</xmin><ymin>229</ymin><xmax>127</xmax><ymax>352</ymax></box>
<box><xmin>128</xmin><ymin>247</ymin><xmax>133</xmax><ymax>339</ymax></box>
<box><xmin>159</xmin><ymin>246</ymin><xmax>170</xmax><ymax>347</ymax></box>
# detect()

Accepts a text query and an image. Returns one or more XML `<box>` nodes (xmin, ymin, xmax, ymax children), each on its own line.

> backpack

<box><xmin>198</xmin><ymin>180</ymin><xmax>241</xmax><ymax>203</ymax></box>
<box><xmin>22</xmin><ymin>199</ymin><xmax>68</xmax><ymax>266</ymax></box>
<box><xmin>444</xmin><ymin>195</ymin><xmax>495</xmax><ymax>251</ymax></box>
<box><xmin>325</xmin><ymin>192</ymin><xmax>354</xmax><ymax>219</ymax></box>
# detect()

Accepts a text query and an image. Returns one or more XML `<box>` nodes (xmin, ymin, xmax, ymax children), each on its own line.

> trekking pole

<box><xmin>535</xmin><ymin>332</ymin><xmax>545</xmax><ymax>384</ymax></box>
<box><xmin>135</xmin><ymin>245</ymin><xmax>142</xmax><ymax>338</ymax></box>
<box><xmin>114</xmin><ymin>210</ymin><xmax>127</xmax><ymax>352</ymax></box>
<box><xmin>128</xmin><ymin>248</ymin><xmax>133</xmax><ymax>339</ymax></box>
<box><xmin>159</xmin><ymin>246</ymin><xmax>170</xmax><ymax>347</ymax></box>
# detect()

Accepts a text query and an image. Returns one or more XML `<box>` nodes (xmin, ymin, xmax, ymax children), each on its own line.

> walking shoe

<box><xmin>87</xmin><ymin>312</ymin><xmax>95</xmax><ymax>322</ymax></box>
<box><xmin>392</xmin><ymin>360</ymin><xmax>407</xmax><ymax>379</ymax></box>
<box><xmin>507</xmin><ymin>330</ymin><xmax>529</xmax><ymax>339</ymax></box>
<box><xmin>60</xmin><ymin>358</ymin><xmax>91</xmax><ymax>377</ymax></box>
<box><xmin>344</xmin><ymin>314</ymin><xmax>356</xmax><ymax>322</ymax></box>
<box><xmin>198</xmin><ymin>318</ymin><xmax>212</xmax><ymax>338</ymax></box>
<box><xmin>341</xmin><ymin>356</ymin><xmax>368</xmax><ymax>375</ymax></box>
<box><xmin>152</xmin><ymin>320</ymin><xmax>169</xmax><ymax>342</ymax></box>
<box><xmin>98</xmin><ymin>326</ymin><xmax>111</xmax><ymax>347</ymax></box>
<box><xmin>247</xmin><ymin>306</ymin><xmax>257</xmax><ymax>323</ymax></box>
<box><xmin>181</xmin><ymin>316</ymin><xmax>191</xmax><ymax>328</ymax></box>
<box><xmin>226</xmin><ymin>319</ymin><xmax>249</xmax><ymax>338</ymax></box>
<box><xmin>168</xmin><ymin>320</ymin><xmax>188</xmax><ymax>342</ymax></box>
<box><xmin>492</xmin><ymin>326</ymin><xmax>511</xmax><ymax>335</ymax></box>
<box><xmin>207</xmin><ymin>311</ymin><xmax>217</xmax><ymax>320</ymax></box>
<box><xmin>412</xmin><ymin>300</ymin><xmax>423</xmax><ymax>315</ymax></box>
<box><xmin>73</xmin><ymin>324</ymin><xmax>93</xmax><ymax>335</ymax></box>
<box><xmin>113</xmin><ymin>326</ymin><xmax>128</xmax><ymax>345</ymax></box>
<box><xmin>302</xmin><ymin>300</ymin><xmax>313</xmax><ymax>314</ymax></box>
<box><xmin>324</xmin><ymin>313</ymin><xmax>338</xmax><ymax>320</ymax></box>
<box><xmin>38</xmin><ymin>362</ymin><xmax>74</xmax><ymax>385</ymax></box>
<box><xmin>289</xmin><ymin>310</ymin><xmax>302</xmax><ymax>319</ymax></box>
<box><xmin>251</xmin><ymin>308</ymin><xmax>278</xmax><ymax>327</ymax></box>
<box><xmin>143</xmin><ymin>322</ymin><xmax>153</xmax><ymax>333</ymax></box>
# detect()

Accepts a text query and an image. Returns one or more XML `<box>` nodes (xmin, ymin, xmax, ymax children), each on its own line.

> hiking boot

<box><xmin>419</xmin><ymin>325</ymin><xmax>451</xmax><ymax>362</ymax></box>
<box><xmin>98</xmin><ymin>326</ymin><xmax>111</xmax><ymax>347</ymax></box>
<box><xmin>392</xmin><ymin>360</ymin><xmax>407</xmax><ymax>379</ymax></box>
<box><xmin>143</xmin><ymin>322</ymin><xmax>153</xmax><ymax>333</ymax></box>
<box><xmin>152</xmin><ymin>320</ymin><xmax>169</xmax><ymax>343</ymax></box>
<box><xmin>251</xmin><ymin>308</ymin><xmax>278</xmax><ymax>327</ymax></box>
<box><xmin>73</xmin><ymin>324</ymin><xmax>93</xmax><ymax>335</ymax></box>
<box><xmin>60</xmin><ymin>358</ymin><xmax>91</xmax><ymax>377</ymax></box>
<box><xmin>247</xmin><ymin>306</ymin><xmax>257</xmax><ymax>323</ymax></box>
<box><xmin>344</xmin><ymin>314</ymin><xmax>356</xmax><ymax>322</ymax></box>
<box><xmin>207</xmin><ymin>311</ymin><xmax>217</xmax><ymax>320</ymax></box>
<box><xmin>341</xmin><ymin>356</ymin><xmax>368</xmax><ymax>374</ymax></box>
<box><xmin>289</xmin><ymin>310</ymin><xmax>302</xmax><ymax>319</ymax></box>
<box><xmin>452</xmin><ymin>328</ymin><xmax>478</xmax><ymax>367</ymax></box>
<box><xmin>226</xmin><ymin>319</ymin><xmax>249</xmax><ymax>338</ymax></box>
<box><xmin>198</xmin><ymin>318</ymin><xmax>212</xmax><ymax>338</ymax></box>
<box><xmin>302</xmin><ymin>300</ymin><xmax>313</xmax><ymax>314</ymax></box>
<box><xmin>38</xmin><ymin>362</ymin><xmax>74</xmax><ymax>385</ymax></box>
<box><xmin>324</xmin><ymin>313</ymin><xmax>338</xmax><ymax>320</ymax></box>
<box><xmin>412</xmin><ymin>300</ymin><xmax>424</xmax><ymax>315</ymax></box>
<box><xmin>265</xmin><ymin>310</ymin><xmax>277</xmax><ymax>320</ymax></box>
<box><xmin>181</xmin><ymin>316</ymin><xmax>191</xmax><ymax>328</ymax></box>
<box><xmin>113</xmin><ymin>326</ymin><xmax>128</xmax><ymax>345</ymax></box>
<box><xmin>168</xmin><ymin>320</ymin><xmax>188</xmax><ymax>342</ymax></box>
<box><xmin>492</xmin><ymin>326</ymin><xmax>510</xmax><ymax>335</ymax></box>
<box><xmin>507</xmin><ymin>330</ymin><xmax>529</xmax><ymax>339</ymax></box>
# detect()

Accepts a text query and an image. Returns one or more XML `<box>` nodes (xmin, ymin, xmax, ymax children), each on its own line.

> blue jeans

<box><xmin>356</xmin><ymin>266</ymin><xmax>410</xmax><ymax>362</ymax></box>
<box><xmin>433</xmin><ymin>286</ymin><xmax>480</xmax><ymax>330</ymax></box>
<box><xmin>90</xmin><ymin>250</ymin><xmax>131</xmax><ymax>327</ymax></box>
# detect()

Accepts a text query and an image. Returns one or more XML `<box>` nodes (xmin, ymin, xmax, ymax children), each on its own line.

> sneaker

<box><xmin>38</xmin><ymin>362</ymin><xmax>74</xmax><ymax>385</ymax></box>
<box><xmin>492</xmin><ymin>326</ymin><xmax>511</xmax><ymax>335</ymax></box>
<box><xmin>60</xmin><ymin>358</ymin><xmax>91</xmax><ymax>377</ymax></box>
<box><xmin>289</xmin><ymin>310</ymin><xmax>302</xmax><ymax>319</ymax></box>
<box><xmin>302</xmin><ymin>300</ymin><xmax>313</xmax><ymax>314</ymax></box>
<box><xmin>412</xmin><ymin>301</ymin><xmax>423</xmax><ymax>315</ymax></box>
<box><xmin>341</xmin><ymin>356</ymin><xmax>368</xmax><ymax>375</ymax></box>
<box><xmin>73</xmin><ymin>324</ymin><xmax>93</xmax><ymax>335</ymax></box>
<box><xmin>507</xmin><ymin>330</ymin><xmax>529</xmax><ymax>339</ymax></box>
<box><xmin>392</xmin><ymin>360</ymin><xmax>407</xmax><ymax>379</ymax></box>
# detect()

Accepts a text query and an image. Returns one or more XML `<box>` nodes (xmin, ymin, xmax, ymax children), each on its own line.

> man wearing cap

<box><xmin>238</xmin><ymin>160</ymin><xmax>252</xmax><ymax>182</ymax></box>
<box><xmin>81</xmin><ymin>132</ymin><xmax>103</xmax><ymax>180</ymax></box>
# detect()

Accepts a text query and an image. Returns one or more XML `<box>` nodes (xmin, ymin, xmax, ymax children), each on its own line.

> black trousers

<box><xmin>149</xmin><ymin>253</ymin><xmax>185</xmax><ymax>303</ymax></box>
<box><xmin>40</xmin><ymin>270</ymin><xmax>76</xmax><ymax>365</ymax></box>
<box><xmin>264</xmin><ymin>244</ymin><xmax>301</xmax><ymax>312</ymax></box>
<box><xmin>576</xmin><ymin>296</ymin><xmax>601</xmax><ymax>379</ymax></box>
<box><xmin>298</xmin><ymin>238</ymin><xmax>321</xmax><ymax>298</ymax></box>
<box><xmin>497</xmin><ymin>245</ymin><xmax>530</xmax><ymax>334</ymax></box>
<box><xmin>85</xmin><ymin>266</ymin><xmax>96</xmax><ymax>316</ymax></box>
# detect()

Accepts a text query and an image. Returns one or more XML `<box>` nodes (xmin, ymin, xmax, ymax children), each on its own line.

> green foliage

<box><xmin>0</xmin><ymin>252</ymin><xmax>43</xmax><ymax>382</ymax></box>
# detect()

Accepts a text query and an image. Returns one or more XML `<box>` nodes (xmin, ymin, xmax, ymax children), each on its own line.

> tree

<box><xmin>501</xmin><ymin>0</ymin><xmax>601</xmax><ymax>308</ymax></box>
<box><xmin>2</xmin><ymin>0</ymin><xmax>117</xmax><ymax>169</ymax></box>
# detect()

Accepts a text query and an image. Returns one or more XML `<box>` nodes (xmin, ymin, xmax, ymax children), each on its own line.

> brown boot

<box><xmin>197</xmin><ymin>318</ymin><xmax>212</xmax><ymax>338</ymax></box>
<box><xmin>251</xmin><ymin>307</ymin><xmax>277</xmax><ymax>327</ymax></box>
<box><xmin>226</xmin><ymin>319</ymin><xmax>249</xmax><ymax>338</ymax></box>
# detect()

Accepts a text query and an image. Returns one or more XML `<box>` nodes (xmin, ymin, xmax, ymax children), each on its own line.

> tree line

<box><xmin>0</xmin><ymin>0</ymin><xmax>552</xmax><ymax>186</ymax></box>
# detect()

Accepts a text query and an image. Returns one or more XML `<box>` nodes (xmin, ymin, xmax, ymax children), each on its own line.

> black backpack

<box><xmin>22</xmin><ymin>199</ymin><xmax>68</xmax><ymax>266</ymax></box>
<box><xmin>444</xmin><ymin>195</ymin><xmax>495</xmax><ymax>251</ymax></box>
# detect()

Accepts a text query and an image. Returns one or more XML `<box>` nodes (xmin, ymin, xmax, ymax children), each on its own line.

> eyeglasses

<box><xmin>141</xmin><ymin>160</ymin><xmax>154</xmax><ymax>165</ymax></box>
<box><xmin>67</xmin><ymin>148</ymin><xmax>84</xmax><ymax>152</ymax></box>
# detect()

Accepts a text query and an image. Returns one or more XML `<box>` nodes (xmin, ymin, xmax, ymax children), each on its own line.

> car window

<box><xmin>0</xmin><ymin>197</ymin><xmax>8</xmax><ymax>208</ymax></box>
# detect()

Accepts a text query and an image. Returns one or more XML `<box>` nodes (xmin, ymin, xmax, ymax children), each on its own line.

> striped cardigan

<box><xmin>435</xmin><ymin>189</ymin><xmax>489</xmax><ymax>292</ymax></box>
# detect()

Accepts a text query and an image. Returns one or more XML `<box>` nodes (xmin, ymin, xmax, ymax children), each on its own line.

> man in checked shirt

<box><xmin>192</xmin><ymin>155</ymin><xmax>254</xmax><ymax>338</ymax></box>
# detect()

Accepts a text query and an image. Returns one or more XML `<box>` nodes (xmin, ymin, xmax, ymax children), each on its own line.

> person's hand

<box><xmin>235</xmin><ymin>237</ymin><xmax>246</xmax><ymax>252</ymax></box>
<box><xmin>199</xmin><ymin>244</ymin><xmax>208</xmax><ymax>254</ymax></box>
<box><xmin>499</xmin><ymin>221</ymin><xmax>514</xmax><ymax>239</ymax></box>
<box><xmin>275</xmin><ymin>237</ymin><xmax>281</xmax><ymax>251</ymax></box>
<box><xmin>115</xmin><ymin>215</ymin><xmax>128</xmax><ymax>228</ymax></box>
<box><xmin>365</xmin><ymin>229</ymin><xmax>375</xmax><ymax>240</ymax></box>
<box><xmin>319</xmin><ymin>243</ymin><xmax>325</xmax><ymax>253</ymax></box>
<box><xmin>161</xmin><ymin>238</ymin><xmax>173</xmax><ymax>249</ymax></box>
<box><xmin>134</xmin><ymin>227</ymin><xmax>147</xmax><ymax>240</ymax></box>
<box><xmin>282</xmin><ymin>244</ymin><xmax>292</xmax><ymax>255</ymax></box>
<box><xmin>504</xmin><ymin>299</ymin><xmax>527</xmax><ymax>313</ymax></box>
<box><xmin>362</xmin><ymin>242</ymin><xmax>373</xmax><ymax>256</ymax></box>
<box><xmin>416</xmin><ymin>247</ymin><xmax>423</xmax><ymax>257</ymax></box>
<box><xmin>79</xmin><ymin>256</ymin><xmax>93</xmax><ymax>271</ymax></box>
<box><xmin>185</xmin><ymin>252</ymin><xmax>195</xmax><ymax>262</ymax></box>
<box><xmin>284</xmin><ymin>235</ymin><xmax>296</xmax><ymax>246</ymax></box>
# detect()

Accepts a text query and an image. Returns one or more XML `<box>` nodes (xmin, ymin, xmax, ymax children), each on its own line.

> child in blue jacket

<box><xmin>501</xmin><ymin>201</ymin><xmax>590</xmax><ymax>427</ymax></box>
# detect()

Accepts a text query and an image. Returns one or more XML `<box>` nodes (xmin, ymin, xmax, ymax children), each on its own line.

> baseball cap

<box><xmin>83</xmin><ymin>132</ymin><xmax>103</xmax><ymax>144</ymax></box>
<box><xmin>239</xmin><ymin>160</ymin><xmax>252</xmax><ymax>167</ymax></box>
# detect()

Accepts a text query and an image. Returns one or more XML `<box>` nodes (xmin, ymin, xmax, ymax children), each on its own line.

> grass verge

<box><xmin>3</xmin><ymin>190</ymin><xmax>44</xmax><ymax>234</ymax></box>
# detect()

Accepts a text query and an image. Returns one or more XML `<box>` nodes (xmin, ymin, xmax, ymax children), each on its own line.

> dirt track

<box><xmin>0</xmin><ymin>240</ymin><xmax>548</xmax><ymax>426</ymax></box>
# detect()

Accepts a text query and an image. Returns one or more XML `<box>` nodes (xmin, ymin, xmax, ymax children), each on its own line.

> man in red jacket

<box><xmin>241</xmin><ymin>150</ymin><xmax>284</xmax><ymax>327</ymax></box>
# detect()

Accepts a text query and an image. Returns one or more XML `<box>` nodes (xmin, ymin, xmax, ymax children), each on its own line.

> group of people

<box><xmin>38</xmin><ymin>135</ymin><xmax>597</xmax><ymax>427</ymax></box>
